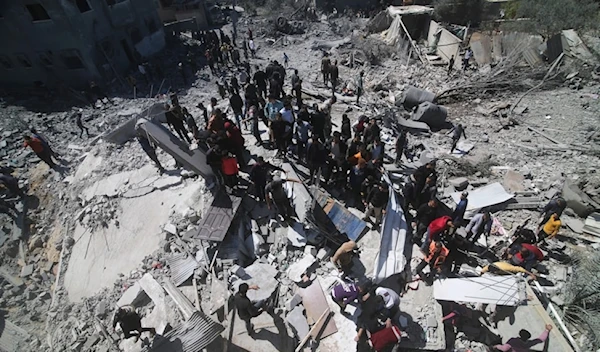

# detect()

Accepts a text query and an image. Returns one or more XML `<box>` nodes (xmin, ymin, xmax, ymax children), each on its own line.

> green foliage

<box><xmin>433</xmin><ymin>0</ymin><xmax>487</xmax><ymax>26</ymax></box>
<box><xmin>512</xmin><ymin>0</ymin><xmax>599</xmax><ymax>39</ymax></box>
<box><xmin>562</xmin><ymin>250</ymin><xmax>600</xmax><ymax>350</ymax></box>
<box><xmin>501</xmin><ymin>1</ymin><xmax>519</xmax><ymax>19</ymax></box>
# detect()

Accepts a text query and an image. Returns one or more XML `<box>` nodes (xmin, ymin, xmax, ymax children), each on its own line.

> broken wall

<box><xmin>427</xmin><ymin>21</ymin><xmax>461</xmax><ymax>68</ymax></box>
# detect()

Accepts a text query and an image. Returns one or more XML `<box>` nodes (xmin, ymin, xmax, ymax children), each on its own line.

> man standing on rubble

<box><xmin>463</xmin><ymin>48</ymin><xmax>472</xmax><ymax>71</ymax></box>
<box><xmin>331</xmin><ymin>240</ymin><xmax>358</xmax><ymax>274</ymax></box>
<box><xmin>494</xmin><ymin>324</ymin><xmax>553</xmax><ymax>351</ymax></box>
<box><xmin>23</xmin><ymin>134</ymin><xmax>57</xmax><ymax>168</ymax></box>
<box><xmin>321</xmin><ymin>53</ymin><xmax>331</xmax><ymax>85</ymax></box>
<box><xmin>234</xmin><ymin>283</ymin><xmax>263</xmax><ymax>337</ymax></box>
<box><xmin>452</xmin><ymin>191</ymin><xmax>469</xmax><ymax>226</ymax></box>
<box><xmin>537</xmin><ymin>213</ymin><xmax>561</xmax><ymax>244</ymax></box>
<box><xmin>74</xmin><ymin>109</ymin><xmax>90</xmax><ymax>138</ymax></box>
<box><xmin>422</xmin><ymin>215</ymin><xmax>454</xmax><ymax>253</ymax></box>
<box><xmin>447</xmin><ymin>55</ymin><xmax>455</xmax><ymax>76</ymax></box>
<box><xmin>465</xmin><ymin>212</ymin><xmax>493</xmax><ymax>246</ymax></box>
<box><xmin>395</xmin><ymin>129</ymin><xmax>407</xmax><ymax>165</ymax></box>
<box><xmin>250</xmin><ymin>156</ymin><xmax>282</xmax><ymax>202</ymax></box>
<box><xmin>449</xmin><ymin>123</ymin><xmax>466</xmax><ymax>153</ymax></box>
<box><xmin>413</xmin><ymin>199</ymin><xmax>439</xmax><ymax>241</ymax></box>
<box><xmin>165</xmin><ymin>104</ymin><xmax>192</xmax><ymax>144</ymax></box>
<box><xmin>356</xmin><ymin>71</ymin><xmax>364</xmax><ymax>105</ymax></box>
<box><xmin>265</xmin><ymin>175</ymin><xmax>301</xmax><ymax>222</ymax></box>
<box><xmin>330</xmin><ymin>60</ymin><xmax>339</xmax><ymax>93</ymax></box>
<box><xmin>112</xmin><ymin>305</ymin><xmax>156</xmax><ymax>342</ymax></box>
<box><xmin>363</xmin><ymin>182</ymin><xmax>389</xmax><ymax>227</ymax></box>
<box><xmin>135</xmin><ymin>120</ymin><xmax>165</xmax><ymax>174</ymax></box>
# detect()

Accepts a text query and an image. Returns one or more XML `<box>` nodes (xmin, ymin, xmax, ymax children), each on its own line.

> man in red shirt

<box><xmin>23</xmin><ymin>135</ymin><xmax>56</xmax><ymax>168</ymax></box>
<box><xmin>421</xmin><ymin>215</ymin><xmax>454</xmax><ymax>253</ymax></box>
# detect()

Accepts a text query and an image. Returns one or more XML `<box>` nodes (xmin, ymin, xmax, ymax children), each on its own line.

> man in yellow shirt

<box><xmin>538</xmin><ymin>213</ymin><xmax>561</xmax><ymax>243</ymax></box>
<box><xmin>481</xmin><ymin>261</ymin><xmax>536</xmax><ymax>280</ymax></box>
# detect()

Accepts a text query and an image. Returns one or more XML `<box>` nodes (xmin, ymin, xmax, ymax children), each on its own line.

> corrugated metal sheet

<box><xmin>0</xmin><ymin>317</ymin><xmax>28</xmax><ymax>352</ymax></box>
<box><xmin>166</xmin><ymin>253</ymin><xmax>199</xmax><ymax>286</ymax></box>
<box><xmin>193</xmin><ymin>191</ymin><xmax>242</xmax><ymax>242</ymax></box>
<box><xmin>144</xmin><ymin>311</ymin><xmax>224</xmax><ymax>352</ymax></box>
<box><xmin>313</xmin><ymin>189</ymin><xmax>368</xmax><ymax>241</ymax></box>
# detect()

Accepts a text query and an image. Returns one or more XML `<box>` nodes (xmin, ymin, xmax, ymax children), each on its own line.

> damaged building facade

<box><xmin>0</xmin><ymin>0</ymin><xmax>166</xmax><ymax>90</ymax></box>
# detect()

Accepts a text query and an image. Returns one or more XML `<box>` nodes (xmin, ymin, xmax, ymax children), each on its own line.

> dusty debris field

<box><xmin>0</xmin><ymin>4</ymin><xmax>599</xmax><ymax>352</ymax></box>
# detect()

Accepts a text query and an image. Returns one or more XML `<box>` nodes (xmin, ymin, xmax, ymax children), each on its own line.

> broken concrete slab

<box><xmin>117</xmin><ymin>282</ymin><xmax>148</xmax><ymax>308</ymax></box>
<box><xmin>450</xmin><ymin>140</ymin><xmax>475</xmax><ymax>157</ymax></box>
<box><xmin>398</xmin><ymin>116</ymin><xmax>431</xmax><ymax>132</ymax></box>
<box><xmin>281</xmin><ymin>163</ymin><xmax>311</xmax><ymax>222</ymax></box>
<box><xmin>286</xmin><ymin>306</ymin><xmax>309</xmax><ymax>340</ymax></box>
<box><xmin>448</xmin><ymin>177</ymin><xmax>469</xmax><ymax>191</ymax></box>
<box><xmin>582</xmin><ymin>212</ymin><xmax>600</xmax><ymax>237</ymax></box>
<box><xmin>0</xmin><ymin>267</ymin><xmax>24</xmax><ymax>288</ymax></box>
<box><xmin>401</xmin><ymin>86</ymin><xmax>435</xmax><ymax>110</ymax></box>
<box><xmin>411</xmin><ymin>102</ymin><xmax>447</xmax><ymax>129</ymax></box>
<box><xmin>82</xmin><ymin>334</ymin><xmax>100</xmax><ymax>351</ymax></box>
<box><xmin>286</xmin><ymin>293</ymin><xmax>303</xmax><ymax>311</ymax></box>
<box><xmin>287</xmin><ymin>255</ymin><xmax>317</xmax><ymax>283</ymax></box>
<box><xmin>287</xmin><ymin>222</ymin><xmax>308</xmax><ymax>247</ymax></box>
<box><xmin>451</xmin><ymin>182</ymin><xmax>514</xmax><ymax>216</ymax></box>
<box><xmin>234</xmin><ymin>263</ymin><xmax>279</xmax><ymax>303</ymax></box>
<box><xmin>563</xmin><ymin>216</ymin><xmax>585</xmax><ymax>234</ymax></box>
<box><xmin>433</xmin><ymin>276</ymin><xmax>526</xmax><ymax>306</ymax></box>
<box><xmin>562</xmin><ymin>180</ymin><xmax>598</xmax><ymax>217</ymax></box>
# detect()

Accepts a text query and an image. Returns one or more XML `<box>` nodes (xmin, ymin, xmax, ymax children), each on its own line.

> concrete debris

<box><xmin>287</xmin><ymin>255</ymin><xmax>317</xmax><ymax>283</ymax></box>
<box><xmin>286</xmin><ymin>305</ymin><xmax>309</xmax><ymax>340</ymax></box>
<box><xmin>411</xmin><ymin>102</ymin><xmax>448</xmax><ymax>129</ymax></box>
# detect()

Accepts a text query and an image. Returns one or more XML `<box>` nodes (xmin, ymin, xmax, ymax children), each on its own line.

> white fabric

<box><xmin>376</xmin><ymin>287</ymin><xmax>400</xmax><ymax>309</ymax></box>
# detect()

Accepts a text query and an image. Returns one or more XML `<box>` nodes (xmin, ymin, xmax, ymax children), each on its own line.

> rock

<box><xmin>449</xmin><ymin>177</ymin><xmax>469</xmax><ymax>191</ymax></box>
<box><xmin>304</xmin><ymin>245</ymin><xmax>317</xmax><ymax>257</ymax></box>
<box><xmin>64</xmin><ymin>237</ymin><xmax>75</xmax><ymax>249</ymax></box>
<box><xmin>286</xmin><ymin>293</ymin><xmax>303</xmax><ymax>311</ymax></box>
<box><xmin>316</xmin><ymin>248</ymin><xmax>330</xmax><ymax>260</ymax></box>
<box><xmin>562</xmin><ymin>180</ymin><xmax>598</xmax><ymax>217</ymax></box>
<box><xmin>20</xmin><ymin>264</ymin><xmax>34</xmax><ymax>278</ymax></box>
<box><xmin>82</xmin><ymin>334</ymin><xmax>100</xmax><ymax>350</ymax></box>
<box><xmin>163</xmin><ymin>223</ymin><xmax>178</xmax><ymax>236</ymax></box>
<box><xmin>28</xmin><ymin>236</ymin><xmax>44</xmax><ymax>251</ymax></box>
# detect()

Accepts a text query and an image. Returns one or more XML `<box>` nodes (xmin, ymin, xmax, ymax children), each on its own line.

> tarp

<box><xmin>372</xmin><ymin>173</ymin><xmax>409</xmax><ymax>283</ymax></box>
<box><xmin>451</xmin><ymin>182</ymin><xmax>513</xmax><ymax>215</ymax></box>
<box><xmin>433</xmin><ymin>276</ymin><xmax>526</xmax><ymax>306</ymax></box>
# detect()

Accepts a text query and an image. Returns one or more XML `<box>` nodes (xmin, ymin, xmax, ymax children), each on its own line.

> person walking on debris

<box><xmin>253</xmin><ymin>66</ymin><xmax>267</xmax><ymax>99</ymax></box>
<box><xmin>234</xmin><ymin>283</ymin><xmax>263</xmax><ymax>337</ymax></box>
<box><xmin>463</xmin><ymin>48</ymin><xmax>472</xmax><ymax>71</ymax></box>
<box><xmin>395</xmin><ymin>129</ymin><xmax>407</xmax><ymax>165</ymax></box>
<box><xmin>197</xmin><ymin>103</ymin><xmax>209</xmax><ymax>126</ymax></box>
<box><xmin>414</xmin><ymin>241</ymin><xmax>449</xmax><ymax>285</ymax></box>
<box><xmin>539</xmin><ymin>197</ymin><xmax>566</xmax><ymax>226</ymax></box>
<box><xmin>537</xmin><ymin>213</ymin><xmax>561</xmax><ymax>244</ymax></box>
<box><xmin>330</xmin><ymin>60</ymin><xmax>339</xmax><ymax>93</ymax></box>
<box><xmin>465</xmin><ymin>211</ymin><xmax>492</xmax><ymax>246</ymax></box>
<box><xmin>283</xmin><ymin>52</ymin><xmax>289</xmax><ymax>68</ymax></box>
<box><xmin>331</xmin><ymin>240</ymin><xmax>358</xmax><ymax>273</ymax></box>
<box><xmin>248</xmin><ymin>39</ymin><xmax>256</xmax><ymax>58</ymax></box>
<box><xmin>452</xmin><ymin>191</ymin><xmax>469</xmax><ymax>226</ymax></box>
<box><xmin>249</xmin><ymin>156</ymin><xmax>282</xmax><ymax>202</ymax></box>
<box><xmin>449</xmin><ymin>123</ymin><xmax>466</xmax><ymax>153</ymax></box>
<box><xmin>341</xmin><ymin>114</ymin><xmax>352</xmax><ymax>142</ymax></box>
<box><xmin>135</xmin><ymin>120</ymin><xmax>165</xmax><ymax>174</ymax></box>
<box><xmin>229</xmin><ymin>90</ymin><xmax>245</xmax><ymax>129</ymax></box>
<box><xmin>74</xmin><ymin>110</ymin><xmax>90</xmax><ymax>138</ymax></box>
<box><xmin>447</xmin><ymin>55</ymin><xmax>455</xmax><ymax>76</ymax></box>
<box><xmin>164</xmin><ymin>104</ymin><xmax>191</xmax><ymax>144</ymax></box>
<box><xmin>415</xmin><ymin>175</ymin><xmax>437</xmax><ymax>208</ymax></box>
<box><xmin>265</xmin><ymin>175</ymin><xmax>301</xmax><ymax>222</ymax></box>
<box><xmin>307</xmin><ymin>137</ymin><xmax>327</xmax><ymax>184</ymax></box>
<box><xmin>30</xmin><ymin>128</ymin><xmax>58</xmax><ymax>158</ymax></box>
<box><xmin>363</xmin><ymin>182</ymin><xmax>389</xmax><ymax>227</ymax></box>
<box><xmin>244</xmin><ymin>106</ymin><xmax>263</xmax><ymax>145</ymax></box>
<box><xmin>23</xmin><ymin>134</ymin><xmax>57</xmax><ymax>168</ymax></box>
<box><xmin>112</xmin><ymin>305</ymin><xmax>156</xmax><ymax>342</ymax></box>
<box><xmin>271</xmin><ymin>113</ymin><xmax>292</xmax><ymax>157</ymax></box>
<box><xmin>355</xmin><ymin>71</ymin><xmax>364</xmax><ymax>105</ymax></box>
<box><xmin>293</xmin><ymin>78</ymin><xmax>303</xmax><ymax>108</ymax></box>
<box><xmin>494</xmin><ymin>324</ymin><xmax>553</xmax><ymax>352</ymax></box>
<box><xmin>295</xmin><ymin>108</ymin><xmax>311</xmax><ymax>162</ymax></box>
<box><xmin>321</xmin><ymin>53</ymin><xmax>331</xmax><ymax>85</ymax></box>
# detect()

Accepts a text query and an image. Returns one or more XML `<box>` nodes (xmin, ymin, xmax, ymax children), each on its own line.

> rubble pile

<box><xmin>0</xmin><ymin>2</ymin><xmax>599</xmax><ymax>352</ymax></box>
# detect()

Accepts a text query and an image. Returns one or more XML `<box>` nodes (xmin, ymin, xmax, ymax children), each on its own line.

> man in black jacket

<box><xmin>363</xmin><ymin>183</ymin><xmax>390</xmax><ymax>226</ymax></box>
<box><xmin>234</xmin><ymin>283</ymin><xmax>262</xmax><ymax>337</ymax></box>
<box><xmin>413</xmin><ymin>199</ymin><xmax>439</xmax><ymax>242</ymax></box>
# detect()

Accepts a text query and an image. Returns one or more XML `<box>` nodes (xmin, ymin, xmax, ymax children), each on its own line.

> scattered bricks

<box><xmin>20</xmin><ymin>264</ymin><xmax>34</xmax><ymax>278</ymax></box>
<box><xmin>163</xmin><ymin>223</ymin><xmax>178</xmax><ymax>236</ymax></box>
<box><xmin>304</xmin><ymin>245</ymin><xmax>317</xmax><ymax>257</ymax></box>
<box><xmin>82</xmin><ymin>334</ymin><xmax>100</xmax><ymax>351</ymax></box>
<box><xmin>286</xmin><ymin>293</ymin><xmax>303</xmax><ymax>311</ymax></box>
<box><xmin>316</xmin><ymin>248</ymin><xmax>330</xmax><ymax>260</ymax></box>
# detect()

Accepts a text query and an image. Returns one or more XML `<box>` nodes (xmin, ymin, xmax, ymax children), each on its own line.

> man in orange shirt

<box><xmin>23</xmin><ymin>135</ymin><xmax>56</xmax><ymax>168</ymax></box>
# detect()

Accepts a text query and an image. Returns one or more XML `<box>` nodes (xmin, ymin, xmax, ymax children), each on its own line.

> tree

<box><xmin>433</xmin><ymin>0</ymin><xmax>487</xmax><ymax>26</ymax></box>
<box><xmin>512</xmin><ymin>0</ymin><xmax>599</xmax><ymax>39</ymax></box>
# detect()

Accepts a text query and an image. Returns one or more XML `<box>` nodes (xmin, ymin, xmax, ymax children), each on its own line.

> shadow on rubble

<box><xmin>441</xmin><ymin>301</ymin><xmax>502</xmax><ymax>350</ymax></box>
<box><xmin>145</xmin><ymin>334</ymin><xmax>183</xmax><ymax>352</ymax></box>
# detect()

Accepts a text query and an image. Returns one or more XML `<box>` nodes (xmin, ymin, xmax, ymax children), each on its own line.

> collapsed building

<box><xmin>0</xmin><ymin>0</ymin><xmax>166</xmax><ymax>90</ymax></box>
<box><xmin>0</xmin><ymin>2</ymin><xmax>599</xmax><ymax>352</ymax></box>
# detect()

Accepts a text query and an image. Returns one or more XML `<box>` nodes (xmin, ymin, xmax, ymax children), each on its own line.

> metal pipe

<box><xmin>533</xmin><ymin>280</ymin><xmax>581</xmax><ymax>352</ymax></box>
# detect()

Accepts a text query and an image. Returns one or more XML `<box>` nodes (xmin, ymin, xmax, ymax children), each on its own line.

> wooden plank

<box><xmin>296</xmin><ymin>280</ymin><xmax>337</xmax><ymax>339</ymax></box>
